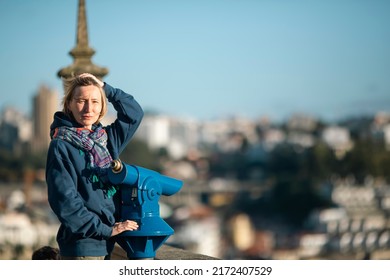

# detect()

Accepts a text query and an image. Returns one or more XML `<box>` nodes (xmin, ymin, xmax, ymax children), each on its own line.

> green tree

<box><xmin>119</xmin><ymin>139</ymin><xmax>162</xmax><ymax>171</ymax></box>
<box><xmin>262</xmin><ymin>143</ymin><xmax>333</xmax><ymax>226</ymax></box>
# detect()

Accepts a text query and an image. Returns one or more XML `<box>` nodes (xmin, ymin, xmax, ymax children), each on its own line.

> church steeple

<box><xmin>57</xmin><ymin>0</ymin><xmax>108</xmax><ymax>80</ymax></box>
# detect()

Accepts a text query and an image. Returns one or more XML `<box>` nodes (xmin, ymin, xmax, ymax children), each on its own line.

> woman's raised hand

<box><xmin>78</xmin><ymin>73</ymin><xmax>104</xmax><ymax>88</ymax></box>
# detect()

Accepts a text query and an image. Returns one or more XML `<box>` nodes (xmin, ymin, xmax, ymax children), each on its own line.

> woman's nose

<box><xmin>83</xmin><ymin>101</ymin><xmax>92</xmax><ymax>112</ymax></box>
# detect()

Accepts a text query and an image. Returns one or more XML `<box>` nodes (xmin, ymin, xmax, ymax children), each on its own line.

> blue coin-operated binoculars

<box><xmin>107</xmin><ymin>159</ymin><xmax>183</xmax><ymax>259</ymax></box>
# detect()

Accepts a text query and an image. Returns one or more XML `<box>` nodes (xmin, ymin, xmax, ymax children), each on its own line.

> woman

<box><xmin>46</xmin><ymin>73</ymin><xmax>143</xmax><ymax>260</ymax></box>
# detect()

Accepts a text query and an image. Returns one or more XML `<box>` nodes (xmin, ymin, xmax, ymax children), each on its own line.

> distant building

<box><xmin>287</xmin><ymin>131</ymin><xmax>315</xmax><ymax>149</ymax></box>
<box><xmin>321</xmin><ymin>126</ymin><xmax>353</xmax><ymax>159</ymax></box>
<box><xmin>286</xmin><ymin>113</ymin><xmax>318</xmax><ymax>132</ymax></box>
<box><xmin>0</xmin><ymin>107</ymin><xmax>32</xmax><ymax>155</ymax></box>
<box><xmin>303</xmin><ymin>183</ymin><xmax>390</xmax><ymax>258</ymax></box>
<box><xmin>136</xmin><ymin>114</ymin><xmax>171</xmax><ymax>151</ymax></box>
<box><xmin>262</xmin><ymin>128</ymin><xmax>285</xmax><ymax>150</ymax></box>
<box><xmin>31</xmin><ymin>85</ymin><xmax>59</xmax><ymax>153</ymax></box>
<box><xmin>136</xmin><ymin>114</ymin><xmax>199</xmax><ymax>159</ymax></box>
<box><xmin>381</xmin><ymin>124</ymin><xmax>390</xmax><ymax>151</ymax></box>
<box><xmin>373</xmin><ymin>111</ymin><xmax>390</xmax><ymax>127</ymax></box>
<box><xmin>285</xmin><ymin>113</ymin><xmax>317</xmax><ymax>150</ymax></box>
<box><xmin>198</xmin><ymin>116</ymin><xmax>258</xmax><ymax>153</ymax></box>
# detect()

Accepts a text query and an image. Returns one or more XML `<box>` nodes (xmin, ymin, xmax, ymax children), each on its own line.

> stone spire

<box><xmin>57</xmin><ymin>0</ymin><xmax>108</xmax><ymax>80</ymax></box>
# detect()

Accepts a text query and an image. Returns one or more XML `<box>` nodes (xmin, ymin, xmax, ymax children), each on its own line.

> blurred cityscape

<box><xmin>1</xmin><ymin>0</ymin><xmax>390</xmax><ymax>260</ymax></box>
<box><xmin>2</xmin><ymin>94</ymin><xmax>390</xmax><ymax>259</ymax></box>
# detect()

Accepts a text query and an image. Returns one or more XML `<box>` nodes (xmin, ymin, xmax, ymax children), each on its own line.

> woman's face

<box><xmin>68</xmin><ymin>85</ymin><xmax>102</xmax><ymax>130</ymax></box>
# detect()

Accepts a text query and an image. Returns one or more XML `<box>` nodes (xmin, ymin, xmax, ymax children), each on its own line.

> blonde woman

<box><xmin>46</xmin><ymin>73</ymin><xmax>143</xmax><ymax>260</ymax></box>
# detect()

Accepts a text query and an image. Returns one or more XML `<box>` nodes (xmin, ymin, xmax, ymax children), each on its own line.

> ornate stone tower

<box><xmin>58</xmin><ymin>0</ymin><xmax>108</xmax><ymax>80</ymax></box>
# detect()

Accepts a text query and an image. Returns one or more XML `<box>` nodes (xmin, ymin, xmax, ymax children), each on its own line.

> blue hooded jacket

<box><xmin>46</xmin><ymin>82</ymin><xmax>143</xmax><ymax>257</ymax></box>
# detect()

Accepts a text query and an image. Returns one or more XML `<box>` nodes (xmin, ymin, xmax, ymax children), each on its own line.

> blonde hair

<box><xmin>62</xmin><ymin>75</ymin><xmax>108</xmax><ymax>124</ymax></box>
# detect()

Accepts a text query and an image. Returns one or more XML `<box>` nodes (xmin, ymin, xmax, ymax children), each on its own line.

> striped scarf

<box><xmin>52</xmin><ymin>126</ymin><xmax>117</xmax><ymax>197</ymax></box>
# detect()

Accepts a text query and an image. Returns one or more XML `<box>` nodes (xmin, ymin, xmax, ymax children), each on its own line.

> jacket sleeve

<box><xmin>46</xmin><ymin>140</ymin><xmax>113</xmax><ymax>239</ymax></box>
<box><xmin>103</xmin><ymin>83</ymin><xmax>144</xmax><ymax>159</ymax></box>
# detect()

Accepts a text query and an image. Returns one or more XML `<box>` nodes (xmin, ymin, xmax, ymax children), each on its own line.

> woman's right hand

<box><xmin>111</xmin><ymin>220</ymin><xmax>139</xmax><ymax>236</ymax></box>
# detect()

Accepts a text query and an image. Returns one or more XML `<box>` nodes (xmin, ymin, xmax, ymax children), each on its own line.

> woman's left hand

<box><xmin>111</xmin><ymin>220</ymin><xmax>139</xmax><ymax>236</ymax></box>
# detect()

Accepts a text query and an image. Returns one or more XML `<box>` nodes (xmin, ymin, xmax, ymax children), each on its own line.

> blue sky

<box><xmin>1</xmin><ymin>0</ymin><xmax>389</xmax><ymax>123</ymax></box>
